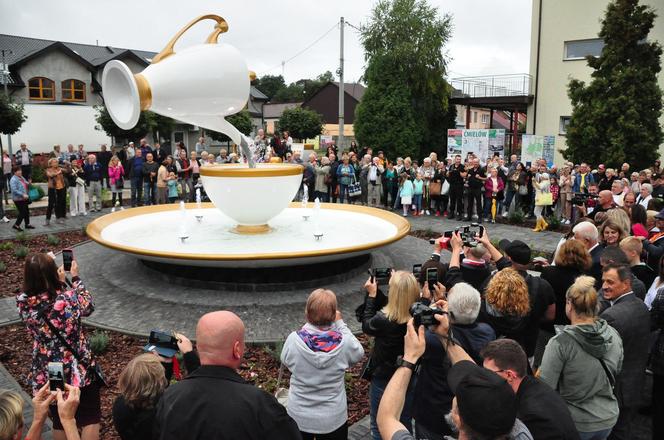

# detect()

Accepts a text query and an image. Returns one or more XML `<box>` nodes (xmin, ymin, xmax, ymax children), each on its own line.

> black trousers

<box><xmin>21</xmin><ymin>165</ymin><xmax>32</xmax><ymax>181</ymax></box>
<box><xmin>654</xmin><ymin>374</ymin><xmax>664</xmax><ymax>440</ymax></box>
<box><xmin>467</xmin><ymin>188</ymin><xmax>483</xmax><ymax>219</ymax></box>
<box><xmin>448</xmin><ymin>184</ymin><xmax>464</xmax><ymax>216</ymax></box>
<box><xmin>46</xmin><ymin>188</ymin><xmax>66</xmax><ymax>220</ymax></box>
<box><xmin>608</xmin><ymin>405</ymin><xmax>635</xmax><ymax>440</ymax></box>
<box><xmin>300</xmin><ymin>422</ymin><xmax>347</xmax><ymax>440</ymax></box>
<box><xmin>14</xmin><ymin>199</ymin><xmax>30</xmax><ymax>226</ymax></box>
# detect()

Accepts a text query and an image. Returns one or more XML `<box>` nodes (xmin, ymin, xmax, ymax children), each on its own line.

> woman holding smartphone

<box><xmin>17</xmin><ymin>252</ymin><xmax>101</xmax><ymax>440</ymax></box>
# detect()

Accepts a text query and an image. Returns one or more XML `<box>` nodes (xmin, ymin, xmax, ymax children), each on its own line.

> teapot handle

<box><xmin>152</xmin><ymin>14</ymin><xmax>228</xmax><ymax>64</ymax></box>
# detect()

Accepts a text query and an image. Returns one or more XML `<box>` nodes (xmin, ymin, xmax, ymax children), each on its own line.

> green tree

<box><xmin>0</xmin><ymin>94</ymin><xmax>27</xmax><ymax>136</ymax></box>
<box><xmin>207</xmin><ymin>109</ymin><xmax>253</xmax><ymax>142</ymax></box>
<box><xmin>95</xmin><ymin>105</ymin><xmax>175</xmax><ymax>144</ymax></box>
<box><xmin>355</xmin><ymin>0</ymin><xmax>454</xmax><ymax>159</ymax></box>
<box><xmin>278</xmin><ymin>107</ymin><xmax>323</xmax><ymax>140</ymax></box>
<box><xmin>564</xmin><ymin>0</ymin><xmax>663</xmax><ymax>169</ymax></box>
<box><xmin>255</xmin><ymin>74</ymin><xmax>286</xmax><ymax>100</ymax></box>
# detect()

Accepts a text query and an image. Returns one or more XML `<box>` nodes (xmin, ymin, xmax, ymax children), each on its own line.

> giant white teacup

<box><xmin>200</xmin><ymin>163</ymin><xmax>303</xmax><ymax>233</ymax></box>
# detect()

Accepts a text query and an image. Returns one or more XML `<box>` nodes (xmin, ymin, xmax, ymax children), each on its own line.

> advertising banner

<box><xmin>447</xmin><ymin>129</ymin><xmax>506</xmax><ymax>163</ymax></box>
<box><xmin>447</xmin><ymin>129</ymin><xmax>463</xmax><ymax>157</ymax></box>
<box><xmin>522</xmin><ymin>135</ymin><xmax>556</xmax><ymax>167</ymax></box>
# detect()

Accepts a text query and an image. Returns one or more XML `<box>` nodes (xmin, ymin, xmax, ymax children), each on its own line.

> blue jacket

<box><xmin>130</xmin><ymin>156</ymin><xmax>144</xmax><ymax>179</ymax></box>
<box><xmin>83</xmin><ymin>162</ymin><xmax>101</xmax><ymax>183</ymax></box>
<box><xmin>572</xmin><ymin>173</ymin><xmax>595</xmax><ymax>193</ymax></box>
<box><xmin>10</xmin><ymin>175</ymin><xmax>29</xmax><ymax>200</ymax></box>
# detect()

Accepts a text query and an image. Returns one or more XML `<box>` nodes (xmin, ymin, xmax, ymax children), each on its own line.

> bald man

<box><xmin>154</xmin><ymin>311</ymin><xmax>300</xmax><ymax>440</ymax></box>
<box><xmin>587</xmin><ymin>189</ymin><xmax>616</xmax><ymax>220</ymax></box>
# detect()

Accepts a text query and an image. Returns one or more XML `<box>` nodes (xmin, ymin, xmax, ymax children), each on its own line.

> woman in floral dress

<box><xmin>17</xmin><ymin>252</ymin><xmax>101</xmax><ymax>440</ymax></box>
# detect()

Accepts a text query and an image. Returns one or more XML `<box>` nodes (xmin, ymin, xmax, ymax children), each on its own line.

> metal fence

<box><xmin>450</xmin><ymin>74</ymin><xmax>532</xmax><ymax>98</ymax></box>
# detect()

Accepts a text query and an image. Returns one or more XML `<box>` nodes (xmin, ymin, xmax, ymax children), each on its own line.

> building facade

<box><xmin>527</xmin><ymin>0</ymin><xmax>664</xmax><ymax>164</ymax></box>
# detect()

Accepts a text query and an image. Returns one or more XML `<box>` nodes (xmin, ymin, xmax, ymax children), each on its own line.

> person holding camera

<box><xmin>440</xmin><ymin>229</ymin><xmax>492</xmax><ymax>292</ymax></box>
<box><xmin>280</xmin><ymin>289</ymin><xmax>364</xmax><ymax>439</ymax></box>
<box><xmin>17</xmin><ymin>253</ymin><xmax>101</xmax><ymax>440</ymax></box>
<box><xmin>412</xmin><ymin>281</ymin><xmax>496</xmax><ymax>439</ymax></box>
<box><xmin>362</xmin><ymin>271</ymin><xmax>421</xmax><ymax>440</ymax></box>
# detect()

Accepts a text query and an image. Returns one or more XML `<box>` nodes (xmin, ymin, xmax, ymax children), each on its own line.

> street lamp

<box><xmin>0</xmin><ymin>49</ymin><xmax>14</xmax><ymax>157</ymax></box>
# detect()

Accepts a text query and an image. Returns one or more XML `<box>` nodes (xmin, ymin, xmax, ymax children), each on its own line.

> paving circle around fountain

<box><xmin>76</xmin><ymin>235</ymin><xmax>437</xmax><ymax>343</ymax></box>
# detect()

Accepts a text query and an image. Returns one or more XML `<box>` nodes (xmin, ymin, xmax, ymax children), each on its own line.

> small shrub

<box><xmin>14</xmin><ymin>231</ymin><xmax>30</xmax><ymax>243</ymax></box>
<box><xmin>264</xmin><ymin>340</ymin><xmax>285</xmax><ymax>362</ymax></box>
<box><xmin>0</xmin><ymin>242</ymin><xmax>13</xmax><ymax>251</ymax></box>
<box><xmin>508</xmin><ymin>209</ymin><xmax>526</xmax><ymax>225</ymax></box>
<box><xmin>14</xmin><ymin>245</ymin><xmax>29</xmax><ymax>259</ymax></box>
<box><xmin>0</xmin><ymin>261</ymin><xmax>6</xmax><ymax>273</ymax></box>
<box><xmin>89</xmin><ymin>330</ymin><xmax>110</xmax><ymax>355</ymax></box>
<box><xmin>46</xmin><ymin>234</ymin><xmax>60</xmax><ymax>246</ymax></box>
<box><xmin>546</xmin><ymin>215</ymin><xmax>561</xmax><ymax>231</ymax></box>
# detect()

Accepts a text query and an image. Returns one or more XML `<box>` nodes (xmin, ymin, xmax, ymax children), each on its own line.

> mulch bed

<box><xmin>0</xmin><ymin>230</ymin><xmax>89</xmax><ymax>298</ymax></box>
<box><xmin>0</xmin><ymin>324</ymin><xmax>371</xmax><ymax>440</ymax></box>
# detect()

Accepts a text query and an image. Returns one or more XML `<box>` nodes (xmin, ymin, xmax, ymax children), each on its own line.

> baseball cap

<box><xmin>498</xmin><ymin>239</ymin><xmax>532</xmax><ymax>265</ymax></box>
<box><xmin>448</xmin><ymin>360</ymin><xmax>517</xmax><ymax>437</ymax></box>
<box><xmin>655</xmin><ymin>209</ymin><xmax>664</xmax><ymax>220</ymax></box>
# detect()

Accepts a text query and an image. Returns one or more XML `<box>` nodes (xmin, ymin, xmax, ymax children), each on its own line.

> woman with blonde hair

<box><xmin>605</xmin><ymin>208</ymin><xmax>631</xmax><ymax>239</ymax></box>
<box><xmin>539</xmin><ymin>276</ymin><xmax>623</xmax><ymax>439</ymax></box>
<box><xmin>281</xmin><ymin>289</ymin><xmax>364</xmax><ymax>439</ymax></box>
<box><xmin>532</xmin><ymin>172</ymin><xmax>552</xmax><ymax>232</ymax></box>
<box><xmin>479</xmin><ymin>268</ymin><xmax>532</xmax><ymax>352</ymax></box>
<box><xmin>362</xmin><ymin>271</ymin><xmax>420</xmax><ymax>439</ymax></box>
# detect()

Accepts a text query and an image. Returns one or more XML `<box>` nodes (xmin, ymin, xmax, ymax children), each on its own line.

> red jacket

<box><xmin>484</xmin><ymin>177</ymin><xmax>504</xmax><ymax>199</ymax></box>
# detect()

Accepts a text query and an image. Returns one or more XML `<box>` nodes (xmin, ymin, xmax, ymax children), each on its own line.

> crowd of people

<box><xmin>4</xmin><ymin>137</ymin><xmax>664</xmax><ymax>440</ymax></box>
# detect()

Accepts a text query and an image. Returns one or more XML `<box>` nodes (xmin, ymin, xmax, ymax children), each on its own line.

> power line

<box><xmin>258</xmin><ymin>22</ymin><xmax>340</xmax><ymax>76</ymax></box>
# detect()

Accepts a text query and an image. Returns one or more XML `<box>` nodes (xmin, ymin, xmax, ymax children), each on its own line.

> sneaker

<box><xmin>115</xmin><ymin>201</ymin><xmax>120</xmax><ymax>207</ymax></box>
<box><xmin>502</xmin><ymin>212</ymin><xmax>508</xmax><ymax>218</ymax></box>
<box><xmin>71</xmin><ymin>213</ymin><xmax>77</xmax><ymax>217</ymax></box>
<box><xmin>25</xmin><ymin>225</ymin><xmax>35</xmax><ymax>229</ymax></box>
<box><xmin>111</xmin><ymin>207</ymin><xmax>116</xmax><ymax>213</ymax></box>
<box><xmin>43</xmin><ymin>219</ymin><xmax>50</xmax><ymax>226</ymax></box>
<box><xmin>82</xmin><ymin>212</ymin><xmax>88</xmax><ymax>216</ymax></box>
<box><xmin>1</xmin><ymin>216</ymin><xmax>9</xmax><ymax>223</ymax></box>
<box><xmin>403</xmin><ymin>213</ymin><xmax>408</xmax><ymax>217</ymax></box>
<box><xmin>435</xmin><ymin>211</ymin><xmax>440</xmax><ymax>217</ymax></box>
<box><xmin>12</xmin><ymin>224</ymin><xmax>23</xmax><ymax>231</ymax></box>
<box><xmin>56</xmin><ymin>219</ymin><xmax>65</xmax><ymax>225</ymax></box>
<box><xmin>120</xmin><ymin>206</ymin><xmax>125</xmax><ymax>211</ymax></box>
<box><xmin>425</xmin><ymin>210</ymin><xmax>430</xmax><ymax>215</ymax></box>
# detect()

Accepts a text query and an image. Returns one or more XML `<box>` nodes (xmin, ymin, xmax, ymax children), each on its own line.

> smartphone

<box><xmin>412</xmin><ymin>264</ymin><xmax>423</xmax><ymax>279</ymax></box>
<box><xmin>48</xmin><ymin>362</ymin><xmax>65</xmax><ymax>392</ymax></box>
<box><xmin>144</xmin><ymin>330</ymin><xmax>179</xmax><ymax>357</ymax></box>
<box><xmin>426</xmin><ymin>267</ymin><xmax>438</xmax><ymax>290</ymax></box>
<box><xmin>62</xmin><ymin>249</ymin><xmax>74</xmax><ymax>272</ymax></box>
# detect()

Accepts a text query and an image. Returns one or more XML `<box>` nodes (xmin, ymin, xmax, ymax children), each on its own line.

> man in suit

<box><xmin>600</xmin><ymin>264</ymin><xmax>650</xmax><ymax>440</ymax></box>
<box><xmin>573</xmin><ymin>221</ymin><xmax>603</xmax><ymax>284</ymax></box>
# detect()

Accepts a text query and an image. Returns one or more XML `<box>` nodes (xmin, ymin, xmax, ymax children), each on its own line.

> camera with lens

<box><xmin>410</xmin><ymin>302</ymin><xmax>447</xmax><ymax>327</ymax></box>
<box><xmin>572</xmin><ymin>192</ymin><xmax>598</xmax><ymax>206</ymax></box>
<box><xmin>429</xmin><ymin>223</ymin><xmax>484</xmax><ymax>248</ymax></box>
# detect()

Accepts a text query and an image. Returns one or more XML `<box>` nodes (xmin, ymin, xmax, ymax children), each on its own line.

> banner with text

<box><xmin>447</xmin><ymin>129</ymin><xmax>505</xmax><ymax>163</ymax></box>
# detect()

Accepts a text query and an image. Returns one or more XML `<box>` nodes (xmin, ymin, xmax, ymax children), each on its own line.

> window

<box><xmin>28</xmin><ymin>77</ymin><xmax>55</xmax><ymax>100</ymax></box>
<box><xmin>559</xmin><ymin>116</ymin><xmax>571</xmax><ymax>135</ymax></box>
<box><xmin>473</xmin><ymin>112</ymin><xmax>477</xmax><ymax>123</ymax></box>
<box><xmin>481</xmin><ymin>114</ymin><xmax>489</xmax><ymax>124</ymax></box>
<box><xmin>564</xmin><ymin>39</ymin><xmax>604</xmax><ymax>60</ymax></box>
<box><xmin>61</xmin><ymin>79</ymin><xmax>86</xmax><ymax>102</ymax></box>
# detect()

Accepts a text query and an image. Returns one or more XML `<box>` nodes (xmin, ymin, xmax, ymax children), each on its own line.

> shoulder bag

<box><xmin>37</xmin><ymin>304</ymin><xmax>108</xmax><ymax>387</ymax></box>
<box><xmin>348</xmin><ymin>173</ymin><xmax>362</xmax><ymax>198</ymax></box>
<box><xmin>429</xmin><ymin>181</ymin><xmax>442</xmax><ymax>197</ymax></box>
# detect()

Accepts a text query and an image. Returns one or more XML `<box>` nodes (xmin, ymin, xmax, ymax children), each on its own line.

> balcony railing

<box><xmin>450</xmin><ymin>74</ymin><xmax>532</xmax><ymax>98</ymax></box>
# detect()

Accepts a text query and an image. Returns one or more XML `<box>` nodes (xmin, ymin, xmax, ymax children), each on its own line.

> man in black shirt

<box><xmin>447</xmin><ymin>155</ymin><xmax>466</xmax><ymax>219</ymax></box>
<box><xmin>464</xmin><ymin>158</ymin><xmax>486</xmax><ymax>222</ymax></box>
<box><xmin>481</xmin><ymin>339</ymin><xmax>580</xmax><ymax>440</ymax></box>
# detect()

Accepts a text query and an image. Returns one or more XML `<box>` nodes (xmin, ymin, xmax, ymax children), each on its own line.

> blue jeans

<box><xmin>413</xmin><ymin>194</ymin><xmax>423</xmax><ymax>212</ymax></box>
<box><xmin>370</xmin><ymin>375</ymin><xmax>416</xmax><ymax>440</ymax></box>
<box><xmin>143</xmin><ymin>182</ymin><xmax>156</xmax><ymax>205</ymax></box>
<box><xmin>130</xmin><ymin>176</ymin><xmax>143</xmax><ymax>207</ymax></box>
<box><xmin>338</xmin><ymin>184</ymin><xmax>350</xmax><ymax>204</ymax></box>
<box><xmin>578</xmin><ymin>428</ymin><xmax>612</xmax><ymax>440</ymax></box>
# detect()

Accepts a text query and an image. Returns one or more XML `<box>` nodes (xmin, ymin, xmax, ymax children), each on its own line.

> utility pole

<box><xmin>338</xmin><ymin>17</ymin><xmax>345</xmax><ymax>153</ymax></box>
<box><xmin>0</xmin><ymin>49</ymin><xmax>13</xmax><ymax>156</ymax></box>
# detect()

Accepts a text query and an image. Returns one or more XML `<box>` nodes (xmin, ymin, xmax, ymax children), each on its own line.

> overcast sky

<box><xmin>1</xmin><ymin>0</ymin><xmax>532</xmax><ymax>84</ymax></box>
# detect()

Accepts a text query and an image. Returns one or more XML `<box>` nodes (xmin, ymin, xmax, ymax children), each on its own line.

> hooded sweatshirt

<box><xmin>539</xmin><ymin>319</ymin><xmax>623</xmax><ymax>433</ymax></box>
<box><xmin>280</xmin><ymin>319</ymin><xmax>364</xmax><ymax>434</ymax></box>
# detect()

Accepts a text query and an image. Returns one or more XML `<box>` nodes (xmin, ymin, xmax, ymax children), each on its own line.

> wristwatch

<box><xmin>395</xmin><ymin>355</ymin><xmax>417</xmax><ymax>371</ymax></box>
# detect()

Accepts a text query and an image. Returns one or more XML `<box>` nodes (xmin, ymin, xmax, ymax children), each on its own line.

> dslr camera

<box><xmin>429</xmin><ymin>223</ymin><xmax>484</xmax><ymax>248</ymax></box>
<box><xmin>410</xmin><ymin>302</ymin><xmax>447</xmax><ymax>327</ymax></box>
<box><xmin>572</xmin><ymin>192</ymin><xmax>598</xmax><ymax>206</ymax></box>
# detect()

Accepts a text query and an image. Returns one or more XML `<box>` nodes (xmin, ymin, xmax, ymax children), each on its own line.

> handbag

<box><xmin>518</xmin><ymin>184</ymin><xmax>528</xmax><ymax>196</ymax></box>
<box><xmin>348</xmin><ymin>174</ymin><xmax>362</xmax><ymax>198</ymax></box>
<box><xmin>28</xmin><ymin>186</ymin><xmax>40</xmax><ymax>201</ymax></box>
<box><xmin>441</xmin><ymin>179</ymin><xmax>450</xmax><ymax>196</ymax></box>
<box><xmin>274</xmin><ymin>362</ymin><xmax>289</xmax><ymax>407</ymax></box>
<box><xmin>37</xmin><ymin>304</ymin><xmax>108</xmax><ymax>387</ymax></box>
<box><xmin>429</xmin><ymin>181</ymin><xmax>442</xmax><ymax>197</ymax></box>
<box><xmin>536</xmin><ymin>192</ymin><xmax>553</xmax><ymax>206</ymax></box>
<box><xmin>76</xmin><ymin>177</ymin><xmax>86</xmax><ymax>187</ymax></box>
<box><xmin>115</xmin><ymin>176</ymin><xmax>124</xmax><ymax>189</ymax></box>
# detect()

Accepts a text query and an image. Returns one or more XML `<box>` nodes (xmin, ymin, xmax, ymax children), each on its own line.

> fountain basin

<box><xmin>86</xmin><ymin>203</ymin><xmax>410</xmax><ymax>267</ymax></box>
<box><xmin>200</xmin><ymin>163</ymin><xmax>303</xmax><ymax>231</ymax></box>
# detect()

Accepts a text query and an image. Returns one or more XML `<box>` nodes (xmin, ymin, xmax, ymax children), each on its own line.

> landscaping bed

<box><xmin>0</xmin><ymin>324</ymin><xmax>371</xmax><ymax>440</ymax></box>
<box><xmin>0</xmin><ymin>230</ymin><xmax>89</xmax><ymax>298</ymax></box>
